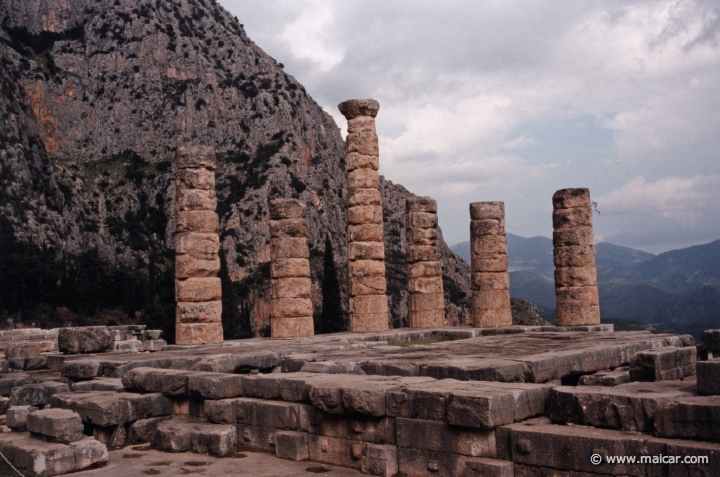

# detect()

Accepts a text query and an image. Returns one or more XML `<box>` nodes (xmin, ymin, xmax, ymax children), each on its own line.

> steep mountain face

<box><xmin>0</xmin><ymin>0</ymin><xmax>470</xmax><ymax>338</ymax></box>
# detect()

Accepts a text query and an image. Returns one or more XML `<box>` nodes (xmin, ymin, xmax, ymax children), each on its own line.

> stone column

<box><xmin>552</xmin><ymin>188</ymin><xmax>600</xmax><ymax>326</ymax></box>
<box><xmin>406</xmin><ymin>197</ymin><xmax>445</xmax><ymax>327</ymax></box>
<box><xmin>174</xmin><ymin>145</ymin><xmax>223</xmax><ymax>345</ymax></box>
<box><xmin>269</xmin><ymin>199</ymin><xmax>314</xmax><ymax>338</ymax></box>
<box><xmin>338</xmin><ymin>98</ymin><xmax>389</xmax><ymax>332</ymax></box>
<box><xmin>470</xmin><ymin>202</ymin><xmax>512</xmax><ymax>327</ymax></box>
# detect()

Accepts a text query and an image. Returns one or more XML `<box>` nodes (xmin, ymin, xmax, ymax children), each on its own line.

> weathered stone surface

<box><xmin>270</xmin><ymin>218</ymin><xmax>308</xmax><ymax>238</ymax></box>
<box><xmin>176</xmin><ymin>210</ymin><xmax>219</xmax><ymax>233</ymax></box>
<box><xmin>350</xmin><ymin>313</ymin><xmax>388</xmax><ymax>333</ymax></box>
<box><xmin>127</xmin><ymin>416</ymin><xmax>172</xmax><ymax>444</ymax></box>
<box><xmin>578</xmin><ymin>368</ymin><xmax>630</xmax><ymax>386</ymax></box>
<box><xmin>271</xmin><ymin>277</ymin><xmax>312</xmax><ymax>299</ymax></box>
<box><xmin>472</xmin><ymin>289</ymin><xmax>511</xmax><ymax>310</ymax></box>
<box><xmin>408</xmin><ymin>310</ymin><xmax>444</xmax><ymax>328</ymax></box>
<box><xmin>406</xmin><ymin>227</ymin><xmax>439</xmax><ymax>246</ymax></box>
<box><xmin>174</xmin><ymin>232</ymin><xmax>220</xmax><ymax>255</ymax></box>
<box><xmin>276</xmin><ymin>430</ymin><xmax>309</xmax><ymax>461</ymax></box>
<box><xmin>62</xmin><ymin>360</ymin><xmax>103</xmax><ymax>380</ymax></box>
<box><xmin>362</xmin><ymin>444</ymin><xmax>398</xmax><ymax>477</ymax></box>
<box><xmin>187</xmin><ymin>373</ymin><xmax>244</xmax><ymax>400</ymax></box>
<box><xmin>271</xmin><ymin>258</ymin><xmax>311</xmax><ymax>278</ymax></box>
<box><xmin>347</xmin><ymin>116</ymin><xmax>376</xmax><ymax>134</ymax></box>
<box><xmin>346</xmin><ymin>132</ymin><xmax>380</xmax><ymax>156</ymax></box>
<box><xmin>308</xmin><ymin>434</ymin><xmax>366</xmax><ymax>469</ymax></box>
<box><xmin>471</xmin><ymin>255</ymin><xmax>508</xmax><ymax>273</ymax></box>
<box><xmin>702</xmin><ymin>329</ymin><xmax>720</xmax><ymax>354</ymax></box>
<box><xmin>408</xmin><ymin>293</ymin><xmax>444</xmax><ymax>312</ymax></box>
<box><xmin>176</xmin><ymin>145</ymin><xmax>216</xmax><ymax>170</ymax></box>
<box><xmin>347</xmin><ymin>168</ymin><xmax>380</xmax><ymax>189</ymax></box>
<box><xmin>351</xmin><ymin>295</ymin><xmax>389</xmax><ymax>315</ymax></box>
<box><xmin>175</xmin><ymin>322</ymin><xmax>224</xmax><ymax>345</ymax></box>
<box><xmin>10</xmin><ymin>382</ymin><xmax>70</xmax><ymax>407</ymax></box>
<box><xmin>346</xmin><ymin>153</ymin><xmax>380</xmax><ymax>171</ymax></box>
<box><xmin>396</xmin><ymin>418</ymin><xmax>496</xmax><ymax>457</ymax></box>
<box><xmin>406</xmin><ymin>245</ymin><xmax>438</xmax><ymax>263</ymax></box>
<box><xmin>271</xmin><ymin>297</ymin><xmax>313</xmax><ymax>318</ymax></box>
<box><xmin>349</xmin><ymin>259</ymin><xmax>386</xmax><ymax>278</ymax></box>
<box><xmin>470</xmin><ymin>202</ymin><xmax>504</xmax><ymax>220</ymax></box>
<box><xmin>348</xmin><ymin>188</ymin><xmax>381</xmax><ymax>207</ymax></box>
<box><xmin>176</xmin><ymin>300</ymin><xmax>222</xmax><ymax>323</ymax></box>
<box><xmin>27</xmin><ymin>408</ymin><xmax>84</xmax><ymax>444</ymax></box>
<box><xmin>348</xmin><ymin>205</ymin><xmax>383</xmax><ymax>225</ymax></box>
<box><xmin>552</xmin><ymin>206</ymin><xmax>592</xmax><ymax>229</ymax></box>
<box><xmin>470</xmin><ymin>218</ymin><xmax>506</xmax><ymax>236</ymax></box>
<box><xmin>552</xmin><ymin>226</ymin><xmax>594</xmax><ymax>247</ymax></box>
<box><xmin>7</xmin><ymin>405</ymin><xmax>37</xmax><ymax>431</ymax></box>
<box><xmin>555</xmin><ymin>286</ymin><xmax>600</xmax><ymax>306</ymax></box>
<box><xmin>408</xmin><ymin>276</ymin><xmax>443</xmax><ymax>294</ymax></box>
<box><xmin>58</xmin><ymin>326</ymin><xmax>112</xmax><ymax>354</ymax></box>
<box><xmin>654</xmin><ymin>395</ymin><xmax>720</xmax><ymax>441</ymax></box>
<box><xmin>629</xmin><ymin>346</ymin><xmax>696</xmax><ymax>382</ymax></box>
<box><xmin>272</xmin><ymin>317</ymin><xmax>315</xmax><ymax>338</ymax></box>
<box><xmin>0</xmin><ymin>373</ymin><xmax>35</xmax><ymax>396</ymax></box>
<box><xmin>407</xmin><ymin>212</ymin><xmax>438</xmax><ymax>229</ymax></box>
<box><xmin>175</xmin><ymin>254</ymin><xmax>221</xmax><ymax>278</ymax></box>
<box><xmin>269</xmin><ymin>199</ymin><xmax>306</xmax><ymax>220</ymax></box>
<box><xmin>407</xmin><ymin>261</ymin><xmax>442</xmax><ymax>278</ymax></box>
<box><xmin>471</xmin><ymin>272</ymin><xmax>510</xmax><ymax>291</ymax></box>
<box><xmin>697</xmin><ymin>360</ymin><xmax>720</xmax><ymax>395</ymax></box>
<box><xmin>348</xmin><ymin>224</ymin><xmax>384</xmax><ymax>242</ymax></box>
<box><xmin>153</xmin><ymin>418</ymin><xmax>236</xmax><ymax>456</ymax></box>
<box><xmin>406</xmin><ymin>196</ymin><xmax>437</xmax><ymax>214</ymax></box>
<box><xmin>554</xmin><ymin>245</ymin><xmax>596</xmax><ymax>267</ymax></box>
<box><xmin>112</xmin><ymin>339</ymin><xmax>143</xmax><ymax>352</ymax></box>
<box><xmin>554</xmin><ymin>266</ymin><xmax>597</xmax><ymax>287</ymax></box>
<box><xmin>51</xmin><ymin>391</ymin><xmax>174</xmax><ymax>427</ymax></box>
<box><xmin>397</xmin><ymin>447</ymin><xmax>468</xmax><ymax>477</ymax></box>
<box><xmin>350</xmin><ymin>276</ymin><xmax>387</xmax><ymax>296</ymax></box>
<box><xmin>0</xmin><ymin>433</ymin><xmax>108</xmax><ymax>476</ymax></box>
<box><xmin>554</xmin><ymin>303</ymin><xmax>601</xmax><ymax>326</ymax></box>
<box><xmin>552</xmin><ymin>188</ymin><xmax>591</xmax><ymax>209</ymax></box>
<box><xmin>176</xmin><ymin>167</ymin><xmax>215</xmax><ymax>190</ymax></box>
<box><xmin>271</xmin><ymin>236</ymin><xmax>310</xmax><ymax>259</ymax></box>
<box><xmin>464</xmin><ymin>458</ymin><xmax>514</xmax><ymax>477</ymax></box>
<box><xmin>339</xmin><ymin>99</ymin><xmax>380</xmax><ymax>119</ymax></box>
<box><xmin>349</xmin><ymin>242</ymin><xmax>385</xmax><ymax>261</ymax></box>
<box><xmin>471</xmin><ymin>234</ymin><xmax>508</xmax><ymax>256</ymax></box>
<box><xmin>175</xmin><ymin>277</ymin><xmax>222</xmax><ymax>302</ymax></box>
<box><xmin>176</xmin><ymin>189</ymin><xmax>217</xmax><ymax>211</ymax></box>
<box><xmin>5</xmin><ymin>340</ymin><xmax>54</xmax><ymax>358</ymax></box>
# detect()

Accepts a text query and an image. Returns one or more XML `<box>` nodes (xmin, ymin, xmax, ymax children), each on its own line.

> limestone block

<box><xmin>127</xmin><ymin>416</ymin><xmax>172</xmax><ymax>444</ymax></box>
<box><xmin>143</xmin><ymin>339</ymin><xmax>166</xmax><ymax>352</ymax></box>
<box><xmin>554</xmin><ymin>266</ymin><xmax>597</xmax><ymax>287</ymax></box>
<box><xmin>552</xmin><ymin>187</ymin><xmax>590</xmax><ymax>209</ymax></box>
<box><xmin>349</xmin><ymin>241</ymin><xmax>385</xmax><ymax>260</ymax></box>
<box><xmin>464</xmin><ymin>458</ymin><xmax>514</xmax><ymax>477</ymax></box>
<box><xmin>406</xmin><ymin>244</ymin><xmax>438</xmax><ymax>263</ymax></box>
<box><xmin>471</xmin><ymin>254</ymin><xmax>508</xmax><ymax>273</ymax></box>
<box><xmin>578</xmin><ymin>368</ymin><xmax>630</xmax><ymax>386</ymax></box>
<box><xmin>555</xmin><ymin>303</ymin><xmax>600</xmax><ymax>326</ymax></box>
<box><xmin>236</xmin><ymin>423</ymin><xmax>278</xmax><ymax>453</ymax></box>
<box><xmin>351</xmin><ymin>313</ymin><xmax>388</xmax><ymax>332</ymax></box>
<box><xmin>27</xmin><ymin>409</ymin><xmax>84</xmax><ymax>444</ymax></box>
<box><xmin>187</xmin><ymin>373</ymin><xmax>244</xmax><ymax>400</ymax></box>
<box><xmin>398</xmin><ymin>447</ymin><xmax>469</xmax><ymax>477</ymax></box>
<box><xmin>701</xmin><ymin>329</ymin><xmax>720</xmax><ymax>354</ymax></box>
<box><xmin>396</xmin><ymin>418</ymin><xmax>496</xmax><ymax>457</ymax></box>
<box><xmin>347</xmin><ymin>116</ymin><xmax>376</xmax><ymax>134</ymax></box>
<box><xmin>270</xmin><ymin>218</ymin><xmax>307</xmax><ymax>238</ymax></box>
<box><xmin>10</xmin><ymin>382</ymin><xmax>70</xmax><ymax>407</ymax></box>
<box><xmin>176</xmin><ymin>145</ymin><xmax>216</xmax><ymax>170</ymax></box>
<box><xmin>406</xmin><ymin>211</ymin><xmax>438</xmax><ymax>229</ymax></box>
<box><xmin>348</xmin><ymin>205</ymin><xmax>383</xmax><ymax>226</ymax></box>
<box><xmin>176</xmin><ymin>300</ymin><xmax>222</xmax><ymax>323</ymax></box>
<box><xmin>269</xmin><ymin>198</ymin><xmax>306</xmax><ymax>220</ymax></box>
<box><xmin>552</xmin><ymin>226</ymin><xmax>594</xmax><ymax>247</ymax></box>
<box><xmin>348</xmin><ymin>224</ymin><xmax>384</xmax><ymax>242</ymax></box>
<box><xmin>240</xmin><ymin>399</ymin><xmax>309</xmax><ymax>429</ymax></box>
<box><xmin>58</xmin><ymin>326</ymin><xmax>111</xmax><ymax>354</ymax></box>
<box><xmin>348</xmin><ymin>188</ymin><xmax>381</xmax><ymax>207</ymax></box>
<box><xmin>176</xmin><ymin>277</ymin><xmax>222</xmax><ymax>302</ymax></box>
<box><xmin>470</xmin><ymin>218</ymin><xmax>505</xmax><ymax>236</ymax></box>
<box><xmin>153</xmin><ymin>418</ymin><xmax>236</xmax><ymax>456</ymax></box>
<box><xmin>176</xmin><ymin>322</ymin><xmax>223</xmax><ymax>345</ymax></box>
<box><xmin>308</xmin><ymin>434</ymin><xmax>365</xmax><ymax>469</ymax></box>
<box><xmin>553</xmin><ymin>244</ymin><xmax>595</xmax><ymax>267</ymax></box>
<box><xmin>176</xmin><ymin>167</ymin><xmax>215</xmax><ymax>190</ymax></box>
<box><xmin>408</xmin><ymin>276</ymin><xmax>443</xmax><ymax>294</ymax></box>
<box><xmin>5</xmin><ymin>340</ymin><xmax>54</xmax><ymax>358</ymax></box>
<box><xmin>406</xmin><ymin>196</ymin><xmax>437</xmax><ymax>214</ymax></box>
<box><xmin>346</xmin><ymin>153</ymin><xmax>380</xmax><ymax>172</ymax></box>
<box><xmin>175</xmin><ymin>232</ymin><xmax>219</xmax><ymax>255</ymax></box>
<box><xmin>176</xmin><ymin>210</ymin><xmax>219</xmax><ymax>233</ymax></box>
<box><xmin>471</xmin><ymin>272</ymin><xmax>509</xmax><ymax>291</ymax></box>
<box><xmin>473</xmin><ymin>307</ymin><xmax>513</xmax><ymax>328</ymax></box>
<box><xmin>350</xmin><ymin>276</ymin><xmax>387</xmax><ymax>296</ymax></box>
<box><xmin>0</xmin><ymin>433</ymin><xmax>108</xmax><ymax>476</ymax></box>
<box><xmin>552</xmin><ymin>206</ymin><xmax>592</xmax><ymax>229</ymax></box>
<box><xmin>276</xmin><ymin>430</ymin><xmax>309</xmax><ymax>461</ymax></box>
<box><xmin>408</xmin><ymin>309</ymin><xmax>444</xmax><ymax>328</ymax></box>
<box><xmin>472</xmin><ymin>289</ymin><xmax>511</xmax><ymax>310</ymax></box>
<box><xmin>408</xmin><ymin>293</ymin><xmax>444</xmax><ymax>312</ymax></box>
<box><xmin>271</xmin><ymin>258</ymin><xmax>311</xmax><ymax>278</ymax></box>
<box><xmin>272</xmin><ymin>317</ymin><xmax>314</xmax><ymax>338</ymax></box>
<box><xmin>629</xmin><ymin>347</ymin><xmax>696</xmax><ymax>382</ymax></box>
<box><xmin>408</xmin><ymin>261</ymin><xmax>442</xmax><ymax>278</ymax></box>
<box><xmin>347</xmin><ymin>168</ymin><xmax>380</xmax><ymax>189</ymax></box>
<box><xmin>362</xmin><ymin>444</ymin><xmax>398</xmax><ymax>477</ymax></box>
<box><xmin>346</xmin><ymin>132</ymin><xmax>379</xmax><ymax>156</ymax></box>
<box><xmin>654</xmin><ymin>396</ymin><xmax>720</xmax><ymax>440</ymax></box>
<box><xmin>406</xmin><ymin>227</ymin><xmax>438</xmax><ymax>246</ymax></box>
<box><xmin>7</xmin><ymin>405</ymin><xmax>38</xmax><ymax>431</ymax></box>
<box><xmin>339</xmin><ymin>98</ymin><xmax>380</xmax><ymax>119</ymax></box>
<box><xmin>271</xmin><ymin>236</ymin><xmax>309</xmax><ymax>259</ymax></box>
<box><xmin>471</xmin><ymin>234</ymin><xmax>508</xmax><ymax>256</ymax></box>
<box><xmin>0</xmin><ymin>374</ymin><xmax>35</xmax><ymax>396</ymax></box>
<box><xmin>176</xmin><ymin>189</ymin><xmax>217</xmax><ymax>211</ymax></box>
<box><xmin>349</xmin><ymin>259</ymin><xmax>385</xmax><ymax>278</ymax></box>
<box><xmin>51</xmin><ymin>391</ymin><xmax>174</xmax><ymax>426</ymax></box>
<box><xmin>271</xmin><ymin>277</ymin><xmax>312</xmax><ymax>299</ymax></box>
<box><xmin>351</xmin><ymin>295</ymin><xmax>389</xmax><ymax>314</ymax></box>
<box><xmin>556</xmin><ymin>285</ymin><xmax>600</xmax><ymax>306</ymax></box>
<box><xmin>470</xmin><ymin>202</ymin><xmax>504</xmax><ymax>220</ymax></box>
<box><xmin>175</xmin><ymin>255</ymin><xmax>220</xmax><ymax>278</ymax></box>
<box><xmin>271</xmin><ymin>297</ymin><xmax>313</xmax><ymax>318</ymax></box>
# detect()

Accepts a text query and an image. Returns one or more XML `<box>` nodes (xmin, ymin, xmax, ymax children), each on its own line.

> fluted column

<box><xmin>339</xmin><ymin>98</ymin><xmax>389</xmax><ymax>332</ymax></box>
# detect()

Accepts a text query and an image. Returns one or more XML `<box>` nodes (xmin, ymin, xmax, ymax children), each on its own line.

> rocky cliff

<box><xmin>0</xmin><ymin>0</ymin><xmax>470</xmax><ymax>339</ymax></box>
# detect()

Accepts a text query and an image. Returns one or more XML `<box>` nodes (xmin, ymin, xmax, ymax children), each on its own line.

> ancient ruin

<box><xmin>552</xmin><ymin>188</ymin><xmax>601</xmax><ymax>326</ymax></box>
<box><xmin>174</xmin><ymin>146</ymin><xmax>224</xmax><ymax>345</ymax></box>
<box><xmin>269</xmin><ymin>199</ymin><xmax>314</xmax><ymax>338</ymax></box>
<box><xmin>406</xmin><ymin>197</ymin><xmax>445</xmax><ymax>327</ymax></box>
<box><xmin>470</xmin><ymin>202</ymin><xmax>513</xmax><ymax>328</ymax></box>
<box><xmin>339</xmin><ymin>99</ymin><xmax>389</xmax><ymax>333</ymax></box>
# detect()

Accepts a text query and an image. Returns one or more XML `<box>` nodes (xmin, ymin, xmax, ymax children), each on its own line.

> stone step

<box><xmin>10</xmin><ymin>381</ymin><xmax>70</xmax><ymax>406</ymax></box>
<box><xmin>152</xmin><ymin>417</ymin><xmax>235</xmax><ymax>456</ymax></box>
<box><xmin>27</xmin><ymin>408</ymin><xmax>84</xmax><ymax>444</ymax></box>
<box><xmin>629</xmin><ymin>346</ymin><xmax>696</xmax><ymax>382</ymax></box>
<box><xmin>0</xmin><ymin>432</ymin><xmax>107</xmax><ymax>476</ymax></box>
<box><xmin>71</xmin><ymin>377</ymin><xmax>125</xmax><ymax>392</ymax></box>
<box><xmin>654</xmin><ymin>395</ymin><xmax>720</xmax><ymax>441</ymax></box>
<box><xmin>578</xmin><ymin>367</ymin><xmax>630</xmax><ymax>386</ymax></box>
<box><xmin>0</xmin><ymin>373</ymin><xmax>35</xmax><ymax>396</ymax></box>
<box><xmin>49</xmin><ymin>391</ymin><xmax>174</xmax><ymax>427</ymax></box>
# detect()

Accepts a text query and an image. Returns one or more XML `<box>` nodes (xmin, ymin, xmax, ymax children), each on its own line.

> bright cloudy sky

<box><xmin>219</xmin><ymin>0</ymin><xmax>720</xmax><ymax>254</ymax></box>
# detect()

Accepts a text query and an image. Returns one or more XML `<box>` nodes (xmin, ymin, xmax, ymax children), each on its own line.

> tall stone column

<box><xmin>406</xmin><ymin>197</ymin><xmax>445</xmax><ymax>327</ymax></box>
<box><xmin>338</xmin><ymin>98</ymin><xmax>389</xmax><ymax>332</ymax></box>
<box><xmin>269</xmin><ymin>199</ymin><xmax>314</xmax><ymax>338</ymax></box>
<box><xmin>552</xmin><ymin>188</ymin><xmax>600</xmax><ymax>326</ymax></box>
<box><xmin>174</xmin><ymin>145</ymin><xmax>223</xmax><ymax>345</ymax></box>
<box><xmin>470</xmin><ymin>202</ymin><xmax>512</xmax><ymax>327</ymax></box>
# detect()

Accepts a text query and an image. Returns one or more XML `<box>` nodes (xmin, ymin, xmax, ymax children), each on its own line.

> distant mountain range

<box><xmin>451</xmin><ymin>234</ymin><xmax>720</xmax><ymax>338</ymax></box>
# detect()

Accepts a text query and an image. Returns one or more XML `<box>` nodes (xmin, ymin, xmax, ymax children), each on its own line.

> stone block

<box><xmin>271</xmin><ymin>236</ymin><xmax>309</xmax><ymax>259</ymax></box>
<box><xmin>408</xmin><ymin>276</ymin><xmax>443</xmax><ymax>294</ymax></box>
<box><xmin>346</xmin><ymin>153</ymin><xmax>380</xmax><ymax>171</ymax></box>
<box><xmin>471</xmin><ymin>234</ymin><xmax>508</xmax><ymax>256</ymax></box>
<box><xmin>347</xmin><ymin>116</ymin><xmax>376</xmax><ymax>134</ymax></box>
<box><xmin>472</xmin><ymin>307</ymin><xmax>513</xmax><ymax>328</ymax></box>
<box><xmin>272</xmin><ymin>317</ymin><xmax>314</xmax><ymax>338</ymax></box>
<box><xmin>697</xmin><ymin>360</ymin><xmax>720</xmax><ymax>395</ymax></box>
<box><xmin>552</xmin><ymin>206</ymin><xmax>592</xmax><ymax>229</ymax></box>
<box><xmin>153</xmin><ymin>418</ymin><xmax>236</xmax><ymax>456</ymax></box>
<box><xmin>470</xmin><ymin>218</ymin><xmax>506</xmax><ymax>236</ymax></box>
<box><xmin>10</xmin><ymin>382</ymin><xmax>70</xmax><ymax>407</ymax></box>
<box><xmin>0</xmin><ymin>396</ymin><xmax>8</xmax><ymax>414</ymax></box>
<box><xmin>271</xmin><ymin>297</ymin><xmax>313</xmax><ymax>318</ymax></box>
<box><xmin>348</xmin><ymin>205</ymin><xmax>383</xmax><ymax>225</ymax></box>
<box><xmin>555</xmin><ymin>286</ymin><xmax>600</xmax><ymax>306</ymax></box>
<box><xmin>408</xmin><ymin>309</ymin><xmax>444</xmax><ymax>328</ymax></box>
<box><xmin>578</xmin><ymin>368</ymin><xmax>631</xmax><ymax>386</ymax></box>
<box><xmin>471</xmin><ymin>254</ymin><xmax>508</xmax><ymax>273</ymax></box>
<box><xmin>176</xmin><ymin>321</ymin><xmax>223</xmax><ymax>345</ymax></box>
<box><xmin>555</xmin><ymin>265</ymin><xmax>598</xmax><ymax>288</ymax></box>
<box><xmin>176</xmin><ymin>189</ymin><xmax>217</xmax><ymax>211</ymax></box>
<box><xmin>175</xmin><ymin>232</ymin><xmax>219</xmax><ymax>255</ymax></box>
<box><xmin>408</xmin><ymin>293</ymin><xmax>444</xmax><ymax>312</ymax></box>
<box><xmin>471</xmin><ymin>271</ymin><xmax>509</xmax><ymax>291</ymax></box>
<box><xmin>269</xmin><ymin>198</ymin><xmax>306</xmax><ymax>219</ymax></box>
<box><xmin>346</xmin><ymin>132</ymin><xmax>379</xmax><ymax>156</ymax></box>
<box><xmin>362</xmin><ymin>444</ymin><xmax>398</xmax><ymax>477</ymax></box>
<box><xmin>470</xmin><ymin>202</ymin><xmax>504</xmax><ymax>220</ymax></box>
<box><xmin>554</xmin><ymin>244</ymin><xmax>596</xmax><ymax>268</ymax></box>
<box><xmin>350</xmin><ymin>312</ymin><xmax>388</xmax><ymax>332</ymax></box>
<box><xmin>187</xmin><ymin>373</ymin><xmax>244</xmax><ymax>400</ymax></box>
<box><xmin>398</xmin><ymin>447</ymin><xmax>468</xmax><ymax>477</ymax></box>
<box><xmin>350</xmin><ymin>276</ymin><xmax>387</xmax><ymax>296</ymax></box>
<box><xmin>271</xmin><ymin>277</ymin><xmax>312</xmax><ymax>299</ymax></box>
<box><xmin>176</xmin><ymin>210</ymin><xmax>219</xmax><ymax>233</ymax></box>
<box><xmin>701</xmin><ymin>329</ymin><xmax>720</xmax><ymax>354</ymax></box>
<box><xmin>406</xmin><ymin>227</ymin><xmax>438</xmax><ymax>246</ymax></box>
<box><xmin>396</xmin><ymin>418</ymin><xmax>496</xmax><ymax>457</ymax></box>
<box><xmin>406</xmin><ymin>245</ymin><xmax>438</xmax><ymax>263</ymax></box>
<box><xmin>0</xmin><ymin>433</ymin><xmax>108</xmax><ymax>476</ymax></box>
<box><xmin>463</xmin><ymin>458</ymin><xmax>514</xmax><ymax>477</ymax></box>
<box><xmin>143</xmin><ymin>339</ymin><xmax>166</xmax><ymax>352</ymax></box>
<box><xmin>110</xmin><ymin>339</ymin><xmax>141</xmax><ymax>352</ymax></box>
<box><xmin>176</xmin><ymin>300</ymin><xmax>222</xmax><ymax>323</ymax></box>
<box><xmin>5</xmin><ymin>340</ymin><xmax>54</xmax><ymax>358</ymax></box>
<box><xmin>630</xmin><ymin>347</ymin><xmax>696</xmax><ymax>382</ymax></box>
<box><xmin>552</xmin><ymin>187</ymin><xmax>590</xmax><ymax>209</ymax></box>
<box><xmin>58</xmin><ymin>326</ymin><xmax>111</xmax><ymax>354</ymax></box>
<box><xmin>406</xmin><ymin>196</ymin><xmax>437</xmax><ymax>213</ymax></box>
<box><xmin>349</xmin><ymin>259</ymin><xmax>386</xmax><ymax>278</ymax></box>
<box><xmin>348</xmin><ymin>224</ymin><xmax>384</xmax><ymax>242</ymax></box>
<box><xmin>347</xmin><ymin>168</ymin><xmax>380</xmax><ymax>189</ymax></box>
<box><xmin>270</xmin><ymin>218</ymin><xmax>307</xmax><ymax>238</ymax></box>
<box><xmin>665</xmin><ymin>439</ymin><xmax>720</xmax><ymax>477</ymax></box>
<box><xmin>146</xmin><ymin>330</ymin><xmax>162</xmax><ymax>340</ymax></box>
<box><xmin>407</xmin><ymin>211</ymin><xmax>438</xmax><ymax>229</ymax></box>
<box><xmin>176</xmin><ymin>145</ymin><xmax>216</xmax><ymax>170</ymax></box>
<box><xmin>351</xmin><ymin>295</ymin><xmax>389</xmax><ymax>315</ymax></box>
<box><xmin>0</xmin><ymin>373</ymin><xmax>35</xmax><ymax>396</ymax></box>
<box><xmin>339</xmin><ymin>98</ymin><xmax>380</xmax><ymax>119</ymax></box>
<box><xmin>51</xmin><ymin>391</ymin><xmax>174</xmax><ymax>427</ymax></box>
<box><xmin>555</xmin><ymin>302</ymin><xmax>601</xmax><ymax>326</ymax></box>
<box><xmin>349</xmin><ymin>241</ymin><xmax>385</xmax><ymax>260</ymax></box>
<box><xmin>271</xmin><ymin>258</ymin><xmax>311</xmax><ymax>278</ymax></box>
<box><xmin>175</xmin><ymin>254</ymin><xmax>220</xmax><ymax>278</ymax></box>
<box><xmin>305</xmin><ymin>408</ymin><xmax>396</xmax><ymax>444</ymax></box>
<box><xmin>407</xmin><ymin>261</ymin><xmax>442</xmax><ymax>278</ymax></box>
<box><xmin>348</xmin><ymin>187</ymin><xmax>381</xmax><ymax>207</ymax></box>
<box><xmin>308</xmin><ymin>434</ymin><xmax>365</xmax><ymax>469</ymax></box>
<box><xmin>552</xmin><ymin>226</ymin><xmax>594</xmax><ymax>247</ymax></box>
<box><xmin>276</xmin><ymin>430</ymin><xmax>309</xmax><ymax>461</ymax></box>
<box><xmin>176</xmin><ymin>167</ymin><xmax>215</xmax><ymax>189</ymax></box>
<box><xmin>7</xmin><ymin>405</ymin><xmax>37</xmax><ymax>431</ymax></box>
<box><xmin>654</xmin><ymin>395</ymin><xmax>720</xmax><ymax>440</ymax></box>
<box><xmin>27</xmin><ymin>409</ymin><xmax>84</xmax><ymax>444</ymax></box>
<box><xmin>472</xmin><ymin>289</ymin><xmax>510</xmax><ymax>310</ymax></box>
<box><xmin>175</xmin><ymin>277</ymin><xmax>222</xmax><ymax>302</ymax></box>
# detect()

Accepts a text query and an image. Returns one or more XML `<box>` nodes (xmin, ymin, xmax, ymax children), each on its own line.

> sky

<box><xmin>219</xmin><ymin>0</ymin><xmax>720</xmax><ymax>254</ymax></box>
